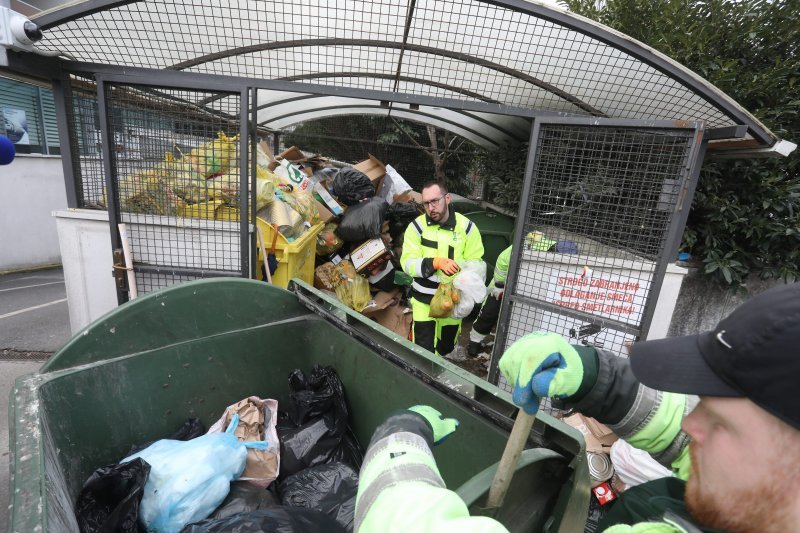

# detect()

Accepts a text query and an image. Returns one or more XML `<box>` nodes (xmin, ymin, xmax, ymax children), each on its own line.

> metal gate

<box><xmin>96</xmin><ymin>77</ymin><xmax>254</xmax><ymax>302</ymax></box>
<box><xmin>489</xmin><ymin>118</ymin><xmax>705</xmax><ymax>398</ymax></box>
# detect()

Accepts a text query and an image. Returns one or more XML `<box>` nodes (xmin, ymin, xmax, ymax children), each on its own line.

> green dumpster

<box><xmin>8</xmin><ymin>279</ymin><xmax>589</xmax><ymax>532</ymax></box>
<box><xmin>451</xmin><ymin>200</ymin><xmax>516</xmax><ymax>280</ymax></box>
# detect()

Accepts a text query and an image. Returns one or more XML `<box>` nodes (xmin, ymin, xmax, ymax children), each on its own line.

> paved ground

<box><xmin>0</xmin><ymin>268</ymin><xmax>71</xmax><ymax>352</ymax></box>
<box><xmin>1</xmin><ymin>267</ymin><xmax>71</xmax><ymax>530</ymax></box>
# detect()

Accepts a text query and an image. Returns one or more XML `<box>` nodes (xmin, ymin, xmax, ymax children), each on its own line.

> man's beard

<box><xmin>685</xmin><ymin>443</ymin><xmax>794</xmax><ymax>533</ymax></box>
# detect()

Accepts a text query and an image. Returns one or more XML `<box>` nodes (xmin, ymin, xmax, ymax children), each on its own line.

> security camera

<box><xmin>1</xmin><ymin>7</ymin><xmax>43</xmax><ymax>52</ymax></box>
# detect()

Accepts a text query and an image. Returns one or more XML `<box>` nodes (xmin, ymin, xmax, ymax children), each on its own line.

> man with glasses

<box><xmin>400</xmin><ymin>181</ymin><xmax>485</xmax><ymax>357</ymax></box>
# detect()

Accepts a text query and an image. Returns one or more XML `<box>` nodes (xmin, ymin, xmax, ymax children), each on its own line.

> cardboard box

<box><xmin>350</xmin><ymin>238</ymin><xmax>393</xmax><ymax>275</ymax></box>
<box><xmin>314</xmin><ymin>262</ymin><xmax>338</xmax><ymax>291</ymax></box>
<box><xmin>562</xmin><ymin>413</ymin><xmax>618</xmax><ymax>453</ymax></box>
<box><xmin>313</xmin><ymin>198</ymin><xmax>340</xmax><ymax>223</ymax></box>
<box><xmin>313</xmin><ymin>182</ymin><xmax>344</xmax><ymax>216</ymax></box>
<box><xmin>353</xmin><ymin>154</ymin><xmax>386</xmax><ymax>191</ymax></box>
<box><xmin>274</xmin><ymin>159</ymin><xmax>313</xmax><ymax>193</ymax></box>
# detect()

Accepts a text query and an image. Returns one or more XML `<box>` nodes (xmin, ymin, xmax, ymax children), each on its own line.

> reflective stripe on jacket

<box><xmin>400</xmin><ymin>210</ymin><xmax>484</xmax><ymax>304</ymax></box>
<box><xmin>563</xmin><ymin>348</ymin><xmax>695</xmax><ymax>479</ymax></box>
<box><xmin>493</xmin><ymin>245</ymin><xmax>512</xmax><ymax>286</ymax></box>
<box><xmin>354</xmin><ymin>411</ymin><xmax>508</xmax><ymax>533</ymax></box>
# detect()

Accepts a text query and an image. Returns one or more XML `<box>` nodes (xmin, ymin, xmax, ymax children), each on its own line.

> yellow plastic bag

<box><xmin>159</xmin><ymin>152</ymin><xmax>208</xmax><ymax>204</ymax></box>
<box><xmin>255</xmin><ymin>175</ymin><xmax>277</xmax><ymax>211</ymax></box>
<box><xmin>281</xmin><ymin>190</ymin><xmax>321</xmax><ymax>225</ymax></box>
<box><xmin>333</xmin><ymin>260</ymin><xmax>371</xmax><ymax>312</ymax></box>
<box><xmin>316</xmin><ymin>222</ymin><xmax>344</xmax><ymax>256</ymax></box>
<box><xmin>429</xmin><ymin>280</ymin><xmax>457</xmax><ymax>318</ymax></box>
<box><xmin>186</xmin><ymin>132</ymin><xmax>239</xmax><ymax>178</ymax></box>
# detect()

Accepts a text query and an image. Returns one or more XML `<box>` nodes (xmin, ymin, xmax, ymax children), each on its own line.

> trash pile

<box><xmin>289</xmin><ymin>149</ymin><xmax>425</xmax><ymax>338</ymax></box>
<box><xmin>112</xmin><ymin>133</ymin><xmax>433</xmax><ymax>320</ymax></box>
<box><xmin>75</xmin><ymin>365</ymin><xmax>362</xmax><ymax>533</ymax></box>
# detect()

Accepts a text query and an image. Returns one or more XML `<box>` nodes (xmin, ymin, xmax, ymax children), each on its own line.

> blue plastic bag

<box><xmin>122</xmin><ymin>414</ymin><xmax>268</xmax><ymax>532</ymax></box>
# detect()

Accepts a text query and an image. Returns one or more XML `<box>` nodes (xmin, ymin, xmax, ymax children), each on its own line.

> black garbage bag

<box><xmin>209</xmin><ymin>481</ymin><xmax>280</xmax><ymax>520</ymax></box>
<box><xmin>128</xmin><ymin>418</ymin><xmax>206</xmax><ymax>456</ymax></box>
<box><xmin>335</xmin><ymin>197</ymin><xmax>388</xmax><ymax>243</ymax></box>
<box><xmin>278</xmin><ymin>463</ymin><xmax>358</xmax><ymax>531</ymax></box>
<box><xmin>277</xmin><ymin>365</ymin><xmax>364</xmax><ymax>477</ymax></box>
<box><xmin>332</xmin><ymin>167</ymin><xmax>375</xmax><ymax>206</ymax></box>
<box><xmin>182</xmin><ymin>508</ymin><xmax>347</xmax><ymax>533</ymax></box>
<box><xmin>387</xmin><ymin>201</ymin><xmax>422</xmax><ymax>241</ymax></box>
<box><xmin>75</xmin><ymin>458</ymin><xmax>151</xmax><ymax>533</ymax></box>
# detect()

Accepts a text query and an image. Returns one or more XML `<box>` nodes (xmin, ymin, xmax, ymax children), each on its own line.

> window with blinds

<box><xmin>0</xmin><ymin>76</ymin><xmax>60</xmax><ymax>155</ymax></box>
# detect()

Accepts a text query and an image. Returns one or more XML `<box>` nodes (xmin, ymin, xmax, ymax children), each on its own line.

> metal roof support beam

<box><xmin>166</xmin><ymin>39</ymin><xmax>604</xmax><ymax>117</ymax></box>
<box><xmin>53</xmin><ymin>59</ymin><xmax>550</xmax><ymax>119</ymax></box>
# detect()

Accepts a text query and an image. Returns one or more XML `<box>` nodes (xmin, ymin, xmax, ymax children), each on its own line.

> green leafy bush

<box><xmin>557</xmin><ymin>0</ymin><xmax>800</xmax><ymax>285</ymax></box>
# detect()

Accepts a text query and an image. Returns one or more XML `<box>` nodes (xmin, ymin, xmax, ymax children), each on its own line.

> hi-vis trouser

<box><xmin>410</xmin><ymin>298</ymin><xmax>462</xmax><ymax>356</ymax></box>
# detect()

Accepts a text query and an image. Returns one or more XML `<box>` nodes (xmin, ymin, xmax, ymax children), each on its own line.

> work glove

<box><xmin>408</xmin><ymin>405</ymin><xmax>460</xmax><ymax>445</ymax></box>
<box><xmin>432</xmin><ymin>257</ymin><xmax>460</xmax><ymax>276</ymax></box>
<box><xmin>498</xmin><ymin>332</ymin><xmax>584</xmax><ymax>415</ymax></box>
<box><xmin>490</xmin><ymin>282</ymin><xmax>505</xmax><ymax>300</ymax></box>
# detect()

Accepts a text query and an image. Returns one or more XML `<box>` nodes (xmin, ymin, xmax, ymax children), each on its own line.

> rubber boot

<box><xmin>467</xmin><ymin>340</ymin><xmax>483</xmax><ymax>357</ymax></box>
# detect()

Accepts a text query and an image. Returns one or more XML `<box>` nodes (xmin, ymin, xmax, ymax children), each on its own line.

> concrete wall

<box><xmin>0</xmin><ymin>155</ymin><xmax>68</xmax><ymax>271</ymax></box>
<box><xmin>667</xmin><ymin>267</ymin><xmax>786</xmax><ymax>336</ymax></box>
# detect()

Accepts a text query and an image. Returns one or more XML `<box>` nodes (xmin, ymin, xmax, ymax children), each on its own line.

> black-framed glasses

<box><xmin>423</xmin><ymin>195</ymin><xmax>446</xmax><ymax>209</ymax></box>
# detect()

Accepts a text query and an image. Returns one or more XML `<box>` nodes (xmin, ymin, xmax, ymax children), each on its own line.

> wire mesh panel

<box><xmin>37</xmin><ymin>0</ymin><xmax>742</xmax><ymax>133</ymax></box>
<box><xmin>103</xmin><ymin>83</ymin><xmax>247</xmax><ymax>295</ymax></box>
<box><xmin>491</xmin><ymin>119</ymin><xmax>702</xmax><ymax>404</ymax></box>
<box><xmin>61</xmin><ymin>74</ymin><xmax>105</xmax><ymax>208</ymax></box>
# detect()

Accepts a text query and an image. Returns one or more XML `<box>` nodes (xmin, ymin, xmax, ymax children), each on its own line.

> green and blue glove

<box><xmin>498</xmin><ymin>332</ymin><xmax>584</xmax><ymax>414</ymax></box>
<box><xmin>408</xmin><ymin>405</ymin><xmax>460</xmax><ymax>445</ymax></box>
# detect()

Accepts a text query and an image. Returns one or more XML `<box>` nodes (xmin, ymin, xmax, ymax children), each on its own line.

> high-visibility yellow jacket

<box><xmin>400</xmin><ymin>209</ymin><xmax>485</xmax><ymax>305</ymax></box>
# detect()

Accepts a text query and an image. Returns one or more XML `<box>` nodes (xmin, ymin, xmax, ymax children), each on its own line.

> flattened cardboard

<box><xmin>372</xmin><ymin>303</ymin><xmax>412</xmax><ymax>338</ymax></box>
<box><xmin>353</xmin><ymin>153</ymin><xmax>386</xmax><ymax>190</ymax></box>
<box><xmin>361</xmin><ymin>288</ymin><xmax>402</xmax><ymax>317</ymax></box>
<box><xmin>394</xmin><ymin>190</ymin><xmax>423</xmax><ymax>204</ymax></box>
<box><xmin>268</xmin><ymin>146</ymin><xmax>313</xmax><ymax>175</ymax></box>
<box><xmin>563</xmin><ymin>413</ymin><xmax>618</xmax><ymax>454</ymax></box>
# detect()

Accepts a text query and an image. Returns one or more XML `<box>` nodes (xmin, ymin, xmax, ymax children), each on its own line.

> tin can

<box><xmin>587</xmin><ymin>451</ymin><xmax>614</xmax><ymax>487</ymax></box>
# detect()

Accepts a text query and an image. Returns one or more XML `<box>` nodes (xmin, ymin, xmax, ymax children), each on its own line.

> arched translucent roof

<box><xmin>33</xmin><ymin>0</ymin><xmax>792</xmax><ymax>154</ymax></box>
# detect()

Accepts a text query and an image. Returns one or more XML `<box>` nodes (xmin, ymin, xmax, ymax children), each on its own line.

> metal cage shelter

<box><xmin>6</xmin><ymin>0</ymin><xmax>794</xmax><ymax>393</ymax></box>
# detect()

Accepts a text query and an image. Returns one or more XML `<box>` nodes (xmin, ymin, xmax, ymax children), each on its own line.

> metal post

<box><xmin>96</xmin><ymin>77</ymin><xmax>126</xmax><ymax>304</ymax></box>
<box><xmin>51</xmin><ymin>74</ymin><xmax>81</xmax><ymax>208</ymax></box>
<box><xmin>239</xmin><ymin>89</ymin><xmax>250</xmax><ymax>278</ymax></box>
<box><xmin>250</xmin><ymin>87</ymin><xmax>258</xmax><ymax>278</ymax></box>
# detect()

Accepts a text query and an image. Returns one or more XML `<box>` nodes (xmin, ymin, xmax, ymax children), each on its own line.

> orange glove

<box><xmin>433</xmin><ymin>257</ymin><xmax>460</xmax><ymax>275</ymax></box>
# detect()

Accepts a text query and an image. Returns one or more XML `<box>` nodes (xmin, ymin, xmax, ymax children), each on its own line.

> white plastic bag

<box><xmin>122</xmin><ymin>414</ymin><xmax>269</xmax><ymax>532</ymax></box>
<box><xmin>451</xmin><ymin>262</ymin><xmax>488</xmax><ymax>319</ymax></box>
<box><xmin>609</xmin><ymin>439</ymin><xmax>673</xmax><ymax>489</ymax></box>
